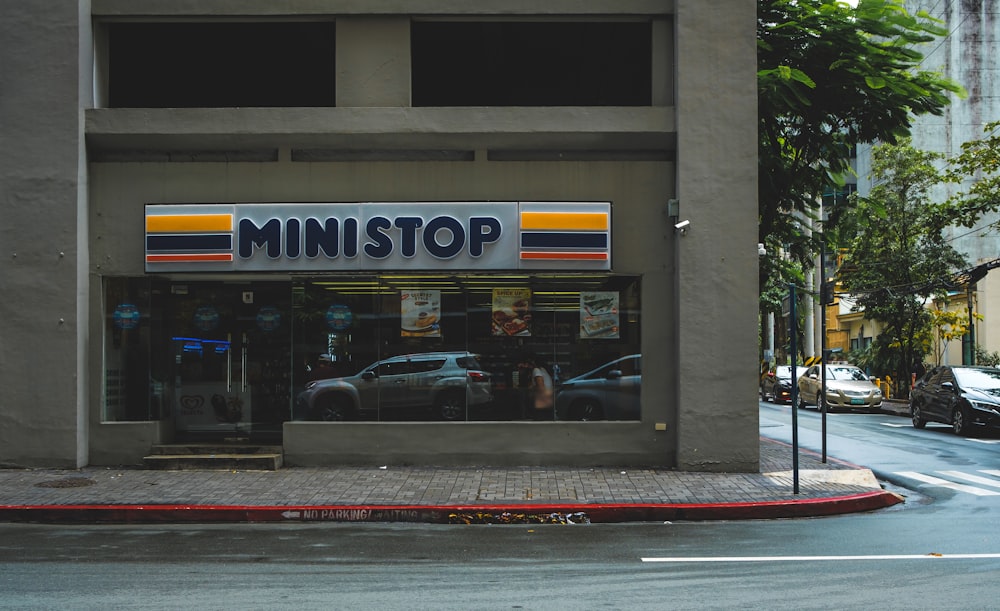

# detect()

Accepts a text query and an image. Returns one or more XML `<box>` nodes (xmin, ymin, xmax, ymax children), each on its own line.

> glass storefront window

<box><xmin>291</xmin><ymin>274</ymin><xmax>641</xmax><ymax>422</ymax></box>
<box><xmin>102</xmin><ymin>274</ymin><xmax>642</xmax><ymax>429</ymax></box>
<box><xmin>103</xmin><ymin>277</ymin><xmax>163</xmax><ymax>421</ymax></box>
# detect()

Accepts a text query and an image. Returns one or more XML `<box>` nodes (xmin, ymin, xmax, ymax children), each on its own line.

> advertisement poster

<box><xmin>401</xmin><ymin>290</ymin><xmax>441</xmax><ymax>337</ymax></box>
<box><xmin>580</xmin><ymin>291</ymin><xmax>620</xmax><ymax>339</ymax></box>
<box><xmin>492</xmin><ymin>288</ymin><xmax>532</xmax><ymax>336</ymax></box>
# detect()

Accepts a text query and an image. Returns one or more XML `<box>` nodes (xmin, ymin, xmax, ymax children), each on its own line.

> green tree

<box><xmin>838</xmin><ymin>139</ymin><xmax>967</xmax><ymax>397</ymax></box>
<box><xmin>944</xmin><ymin>120</ymin><xmax>1000</xmax><ymax>226</ymax></box>
<box><xmin>757</xmin><ymin>0</ymin><xmax>965</xmax><ymax>294</ymax></box>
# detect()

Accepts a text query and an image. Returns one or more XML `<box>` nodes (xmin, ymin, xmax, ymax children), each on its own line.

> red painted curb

<box><xmin>0</xmin><ymin>490</ymin><xmax>902</xmax><ymax>524</ymax></box>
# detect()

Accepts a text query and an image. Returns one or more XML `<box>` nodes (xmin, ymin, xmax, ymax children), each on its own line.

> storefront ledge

<box><xmin>282</xmin><ymin>421</ymin><xmax>667</xmax><ymax>468</ymax></box>
<box><xmin>85</xmin><ymin>107</ymin><xmax>676</xmax><ymax>153</ymax></box>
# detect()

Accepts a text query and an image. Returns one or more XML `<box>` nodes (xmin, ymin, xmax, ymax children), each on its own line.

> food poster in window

<box><xmin>401</xmin><ymin>290</ymin><xmax>441</xmax><ymax>337</ymax></box>
<box><xmin>580</xmin><ymin>291</ymin><xmax>620</xmax><ymax>339</ymax></box>
<box><xmin>492</xmin><ymin>288</ymin><xmax>532</xmax><ymax>336</ymax></box>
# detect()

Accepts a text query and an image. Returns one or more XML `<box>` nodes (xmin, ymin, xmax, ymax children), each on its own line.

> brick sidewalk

<box><xmin>0</xmin><ymin>437</ymin><xmax>901</xmax><ymax>523</ymax></box>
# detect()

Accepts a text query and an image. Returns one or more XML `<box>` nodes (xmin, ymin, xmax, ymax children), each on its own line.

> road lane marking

<box><xmin>641</xmin><ymin>553</ymin><xmax>1000</xmax><ymax>563</ymax></box>
<box><xmin>881</xmin><ymin>423</ymin><xmax>910</xmax><ymax>428</ymax></box>
<box><xmin>894</xmin><ymin>471</ymin><xmax>1000</xmax><ymax>496</ymax></box>
<box><xmin>982</xmin><ymin>470</ymin><xmax>1000</xmax><ymax>478</ymax></box>
<box><xmin>937</xmin><ymin>471</ymin><xmax>1000</xmax><ymax>489</ymax></box>
<box><xmin>967</xmin><ymin>439</ymin><xmax>1000</xmax><ymax>444</ymax></box>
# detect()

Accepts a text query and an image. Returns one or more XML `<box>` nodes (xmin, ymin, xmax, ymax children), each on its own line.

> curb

<box><xmin>0</xmin><ymin>490</ymin><xmax>903</xmax><ymax>525</ymax></box>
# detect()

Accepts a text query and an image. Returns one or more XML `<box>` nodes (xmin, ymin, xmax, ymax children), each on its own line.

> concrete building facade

<box><xmin>0</xmin><ymin>1</ymin><xmax>759</xmax><ymax>471</ymax></box>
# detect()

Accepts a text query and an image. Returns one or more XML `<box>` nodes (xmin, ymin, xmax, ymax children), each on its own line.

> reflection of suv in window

<box><xmin>295</xmin><ymin>352</ymin><xmax>493</xmax><ymax>421</ymax></box>
<box><xmin>554</xmin><ymin>354</ymin><xmax>641</xmax><ymax>421</ymax></box>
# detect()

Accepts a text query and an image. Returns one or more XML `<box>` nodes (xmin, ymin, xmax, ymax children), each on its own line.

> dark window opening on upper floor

<box><xmin>411</xmin><ymin>22</ymin><xmax>652</xmax><ymax>107</ymax></box>
<box><xmin>108</xmin><ymin>22</ymin><xmax>336</xmax><ymax>108</ymax></box>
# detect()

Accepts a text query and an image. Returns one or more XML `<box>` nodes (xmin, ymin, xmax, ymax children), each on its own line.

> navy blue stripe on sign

<box><xmin>520</xmin><ymin>232</ymin><xmax>608</xmax><ymax>249</ymax></box>
<box><xmin>146</xmin><ymin>234</ymin><xmax>233</xmax><ymax>252</ymax></box>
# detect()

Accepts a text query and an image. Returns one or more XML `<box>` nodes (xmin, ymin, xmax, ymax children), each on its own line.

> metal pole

<box><xmin>820</xmin><ymin>245</ymin><xmax>828</xmax><ymax>463</ymax></box>
<box><xmin>968</xmin><ymin>284</ymin><xmax>976</xmax><ymax>366</ymax></box>
<box><xmin>789</xmin><ymin>283</ymin><xmax>800</xmax><ymax>494</ymax></box>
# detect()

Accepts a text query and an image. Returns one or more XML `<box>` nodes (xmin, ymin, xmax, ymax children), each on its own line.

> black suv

<box><xmin>910</xmin><ymin>365</ymin><xmax>1000</xmax><ymax>435</ymax></box>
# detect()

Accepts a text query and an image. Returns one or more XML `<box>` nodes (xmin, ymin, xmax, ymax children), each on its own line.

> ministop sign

<box><xmin>145</xmin><ymin>202</ymin><xmax>612</xmax><ymax>273</ymax></box>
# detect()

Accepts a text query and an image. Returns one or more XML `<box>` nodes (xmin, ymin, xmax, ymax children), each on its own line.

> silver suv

<box><xmin>296</xmin><ymin>352</ymin><xmax>493</xmax><ymax>421</ymax></box>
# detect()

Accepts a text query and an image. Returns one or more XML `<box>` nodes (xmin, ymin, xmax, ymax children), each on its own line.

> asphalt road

<box><xmin>0</xmin><ymin>405</ymin><xmax>997</xmax><ymax>610</ymax></box>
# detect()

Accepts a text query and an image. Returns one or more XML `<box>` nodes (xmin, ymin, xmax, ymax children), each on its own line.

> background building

<box><xmin>852</xmin><ymin>0</ymin><xmax>1000</xmax><ymax>369</ymax></box>
<box><xmin>0</xmin><ymin>1</ymin><xmax>758</xmax><ymax>471</ymax></box>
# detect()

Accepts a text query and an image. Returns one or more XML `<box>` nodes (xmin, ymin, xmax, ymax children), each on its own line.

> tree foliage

<box><xmin>758</xmin><ymin>0</ymin><xmax>965</xmax><ymax>300</ymax></box>
<box><xmin>837</xmin><ymin>139</ymin><xmax>967</xmax><ymax>396</ymax></box>
<box><xmin>944</xmin><ymin>120</ymin><xmax>1000</xmax><ymax>226</ymax></box>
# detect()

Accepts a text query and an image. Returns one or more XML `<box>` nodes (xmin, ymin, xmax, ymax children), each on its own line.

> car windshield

<box><xmin>827</xmin><ymin>366</ymin><xmax>868</xmax><ymax>381</ymax></box>
<box><xmin>775</xmin><ymin>366</ymin><xmax>792</xmax><ymax>379</ymax></box>
<box><xmin>953</xmin><ymin>367</ymin><xmax>1000</xmax><ymax>390</ymax></box>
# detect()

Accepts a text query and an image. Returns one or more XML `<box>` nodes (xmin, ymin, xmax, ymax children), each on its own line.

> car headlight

<box><xmin>970</xmin><ymin>400</ymin><xmax>1000</xmax><ymax>414</ymax></box>
<box><xmin>873</xmin><ymin>389</ymin><xmax>882</xmax><ymax>397</ymax></box>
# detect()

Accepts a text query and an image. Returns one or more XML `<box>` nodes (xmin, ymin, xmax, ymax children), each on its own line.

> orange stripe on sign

<box><xmin>146</xmin><ymin>253</ymin><xmax>233</xmax><ymax>263</ymax></box>
<box><xmin>520</xmin><ymin>251</ymin><xmax>608</xmax><ymax>261</ymax></box>
<box><xmin>146</xmin><ymin>214</ymin><xmax>233</xmax><ymax>233</ymax></box>
<box><xmin>520</xmin><ymin>212</ymin><xmax>608</xmax><ymax>231</ymax></box>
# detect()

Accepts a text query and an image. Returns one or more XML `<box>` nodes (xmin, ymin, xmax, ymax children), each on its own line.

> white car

<box><xmin>797</xmin><ymin>364</ymin><xmax>883</xmax><ymax>412</ymax></box>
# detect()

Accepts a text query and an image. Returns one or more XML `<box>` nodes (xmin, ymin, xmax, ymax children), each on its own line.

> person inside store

<box><xmin>527</xmin><ymin>356</ymin><xmax>554</xmax><ymax>421</ymax></box>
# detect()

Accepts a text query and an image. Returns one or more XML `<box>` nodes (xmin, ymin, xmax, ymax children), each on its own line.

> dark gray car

<box><xmin>910</xmin><ymin>365</ymin><xmax>1000</xmax><ymax>435</ymax></box>
<box><xmin>554</xmin><ymin>354</ymin><xmax>641</xmax><ymax>421</ymax></box>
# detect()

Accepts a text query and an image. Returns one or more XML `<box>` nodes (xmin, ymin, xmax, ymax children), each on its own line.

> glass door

<box><xmin>166</xmin><ymin>281</ymin><xmax>291</xmax><ymax>441</ymax></box>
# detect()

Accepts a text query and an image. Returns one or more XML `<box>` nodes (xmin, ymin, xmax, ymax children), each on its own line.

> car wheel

<box><xmin>952</xmin><ymin>405</ymin><xmax>970</xmax><ymax>436</ymax></box>
<box><xmin>569</xmin><ymin>399</ymin><xmax>604</xmax><ymax>421</ymax></box>
<box><xmin>911</xmin><ymin>403</ymin><xmax>926</xmax><ymax>429</ymax></box>
<box><xmin>314</xmin><ymin>396</ymin><xmax>352</xmax><ymax>421</ymax></box>
<box><xmin>436</xmin><ymin>391</ymin><xmax>465</xmax><ymax>421</ymax></box>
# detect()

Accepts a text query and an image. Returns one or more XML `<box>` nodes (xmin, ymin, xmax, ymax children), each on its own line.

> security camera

<box><xmin>757</xmin><ymin>243</ymin><xmax>767</xmax><ymax>256</ymax></box>
<box><xmin>674</xmin><ymin>219</ymin><xmax>690</xmax><ymax>230</ymax></box>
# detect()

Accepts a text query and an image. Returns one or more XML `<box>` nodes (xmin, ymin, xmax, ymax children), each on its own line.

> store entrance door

<box><xmin>167</xmin><ymin>282</ymin><xmax>291</xmax><ymax>442</ymax></box>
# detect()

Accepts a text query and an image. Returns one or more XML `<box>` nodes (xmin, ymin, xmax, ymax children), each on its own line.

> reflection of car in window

<box><xmin>294</xmin><ymin>351</ymin><xmax>492</xmax><ymax>422</ymax></box>
<box><xmin>554</xmin><ymin>354</ymin><xmax>641</xmax><ymax>421</ymax></box>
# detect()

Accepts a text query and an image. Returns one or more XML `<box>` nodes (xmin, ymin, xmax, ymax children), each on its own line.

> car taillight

<box><xmin>467</xmin><ymin>371</ymin><xmax>489</xmax><ymax>381</ymax></box>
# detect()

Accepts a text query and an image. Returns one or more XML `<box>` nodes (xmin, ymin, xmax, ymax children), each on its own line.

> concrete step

<box><xmin>147</xmin><ymin>444</ymin><xmax>283</xmax><ymax>456</ymax></box>
<box><xmin>143</xmin><ymin>445</ymin><xmax>283</xmax><ymax>470</ymax></box>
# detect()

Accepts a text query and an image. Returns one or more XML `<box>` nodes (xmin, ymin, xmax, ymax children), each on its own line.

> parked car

<box><xmin>909</xmin><ymin>365</ymin><xmax>1000</xmax><ymax>435</ymax></box>
<box><xmin>295</xmin><ymin>351</ymin><xmax>492</xmax><ymax>421</ymax></box>
<box><xmin>554</xmin><ymin>354</ymin><xmax>641</xmax><ymax>421</ymax></box>
<box><xmin>760</xmin><ymin>365</ymin><xmax>794</xmax><ymax>404</ymax></box>
<box><xmin>797</xmin><ymin>364</ymin><xmax>883</xmax><ymax>411</ymax></box>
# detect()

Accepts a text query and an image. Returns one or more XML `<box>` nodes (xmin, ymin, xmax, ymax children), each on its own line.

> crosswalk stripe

<box><xmin>894</xmin><ymin>471</ymin><xmax>1000</xmax><ymax>496</ymax></box>
<box><xmin>981</xmin><ymin>470</ymin><xmax>1000</xmax><ymax>478</ymax></box>
<box><xmin>937</xmin><ymin>471</ymin><xmax>1000</xmax><ymax>490</ymax></box>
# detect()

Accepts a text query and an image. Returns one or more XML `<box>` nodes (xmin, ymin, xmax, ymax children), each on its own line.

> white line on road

<box><xmin>937</xmin><ymin>471</ymin><xmax>1000</xmax><ymax>490</ymax></box>
<box><xmin>880</xmin><ymin>423</ymin><xmax>911</xmax><ymax>428</ymax></box>
<box><xmin>982</xmin><ymin>470</ymin><xmax>1000</xmax><ymax>478</ymax></box>
<box><xmin>894</xmin><ymin>471</ymin><xmax>1000</xmax><ymax>496</ymax></box>
<box><xmin>967</xmin><ymin>438</ymin><xmax>1000</xmax><ymax>444</ymax></box>
<box><xmin>640</xmin><ymin>553</ymin><xmax>1000</xmax><ymax>563</ymax></box>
